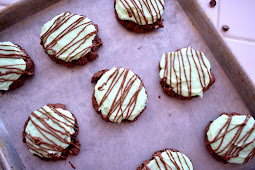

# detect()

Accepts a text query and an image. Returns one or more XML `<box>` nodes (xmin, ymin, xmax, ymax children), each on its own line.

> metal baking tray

<box><xmin>0</xmin><ymin>0</ymin><xmax>254</xmax><ymax>169</ymax></box>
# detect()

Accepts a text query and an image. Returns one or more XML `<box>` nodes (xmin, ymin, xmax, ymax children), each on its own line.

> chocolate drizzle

<box><xmin>206</xmin><ymin>113</ymin><xmax>255</xmax><ymax>164</ymax></box>
<box><xmin>94</xmin><ymin>67</ymin><xmax>146</xmax><ymax>122</ymax></box>
<box><xmin>0</xmin><ymin>45</ymin><xmax>27</xmax><ymax>82</ymax></box>
<box><xmin>114</xmin><ymin>0</ymin><xmax>165</xmax><ymax>32</ymax></box>
<box><xmin>160</xmin><ymin>47</ymin><xmax>215</xmax><ymax>99</ymax></box>
<box><xmin>41</xmin><ymin>12</ymin><xmax>101</xmax><ymax>63</ymax></box>
<box><xmin>0</xmin><ymin>43</ymin><xmax>34</xmax><ymax>91</ymax></box>
<box><xmin>138</xmin><ymin>149</ymin><xmax>193</xmax><ymax>170</ymax></box>
<box><xmin>23</xmin><ymin>104</ymin><xmax>80</xmax><ymax>160</ymax></box>
<box><xmin>118</xmin><ymin>0</ymin><xmax>164</xmax><ymax>26</ymax></box>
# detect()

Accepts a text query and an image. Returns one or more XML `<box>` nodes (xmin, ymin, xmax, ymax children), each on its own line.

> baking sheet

<box><xmin>0</xmin><ymin>118</ymin><xmax>25</xmax><ymax>170</ymax></box>
<box><xmin>0</xmin><ymin>0</ymin><xmax>254</xmax><ymax>169</ymax></box>
<box><xmin>0</xmin><ymin>0</ymin><xmax>62</xmax><ymax>31</ymax></box>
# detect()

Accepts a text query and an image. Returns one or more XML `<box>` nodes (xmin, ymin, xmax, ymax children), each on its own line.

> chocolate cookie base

<box><xmin>114</xmin><ymin>0</ymin><xmax>164</xmax><ymax>33</ymax></box>
<box><xmin>137</xmin><ymin>148</ymin><xmax>184</xmax><ymax>170</ymax></box>
<box><xmin>23</xmin><ymin>103</ymin><xmax>80</xmax><ymax>161</ymax></box>
<box><xmin>204</xmin><ymin>112</ymin><xmax>242</xmax><ymax>164</ymax></box>
<box><xmin>91</xmin><ymin>69</ymin><xmax>146</xmax><ymax>123</ymax></box>
<box><xmin>160</xmin><ymin>72</ymin><xmax>215</xmax><ymax>100</ymax></box>
<box><xmin>41</xmin><ymin>25</ymin><xmax>103</xmax><ymax>68</ymax></box>
<box><xmin>1</xmin><ymin>44</ymin><xmax>35</xmax><ymax>93</ymax></box>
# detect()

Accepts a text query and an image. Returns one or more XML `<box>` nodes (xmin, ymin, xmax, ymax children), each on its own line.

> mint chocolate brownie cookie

<box><xmin>40</xmin><ymin>12</ymin><xmax>102</xmax><ymax>68</ymax></box>
<box><xmin>138</xmin><ymin>148</ymin><xmax>193</xmax><ymax>170</ymax></box>
<box><xmin>205</xmin><ymin>113</ymin><xmax>255</xmax><ymax>164</ymax></box>
<box><xmin>159</xmin><ymin>47</ymin><xmax>215</xmax><ymax>100</ymax></box>
<box><xmin>91</xmin><ymin>67</ymin><xmax>147</xmax><ymax>123</ymax></box>
<box><xmin>114</xmin><ymin>0</ymin><xmax>165</xmax><ymax>32</ymax></box>
<box><xmin>23</xmin><ymin>104</ymin><xmax>80</xmax><ymax>161</ymax></box>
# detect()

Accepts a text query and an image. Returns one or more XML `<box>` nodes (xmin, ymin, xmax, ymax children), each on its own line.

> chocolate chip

<box><xmin>209</xmin><ymin>0</ymin><xmax>216</xmax><ymax>7</ymax></box>
<box><xmin>222</xmin><ymin>25</ymin><xmax>230</xmax><ymax>31</ymax></box>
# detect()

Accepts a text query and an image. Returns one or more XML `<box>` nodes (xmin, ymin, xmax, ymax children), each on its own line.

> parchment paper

<box><xmin>0</xmin><ymin>0</ymin><xmax>254</xmax><ymax>169</ymax></box>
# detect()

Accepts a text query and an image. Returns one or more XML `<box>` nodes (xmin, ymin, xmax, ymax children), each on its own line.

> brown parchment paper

<box><xmin>0</xmin><ymin>0</ymin><xmax>254</xmax><ymax>169</ymax></box>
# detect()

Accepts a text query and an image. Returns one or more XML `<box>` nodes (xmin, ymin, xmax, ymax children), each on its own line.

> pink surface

<box><xmin>0</xmin><ymin>0</ymin><xmax>254</xmax><ymax>170</ymax></box>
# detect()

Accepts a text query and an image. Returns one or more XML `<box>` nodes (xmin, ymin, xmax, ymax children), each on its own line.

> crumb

<box><xmin>168</xmin><ymin>113</ymin><xmax>172</xmax><ymax>117</ymax></box>
<box><xmin>69</xmin><ymin>161</ymin><xmax>76</xmax><ymax>169</ymax></box>
<box><xmin>137</xmin><ymin>46</ymin><xmax>143</xmax><ymax>50</ymax></box>
<box><xmin>158</xmin><ymin>95</ymin><xmax>161</xmax><ymax>98</ymax></box>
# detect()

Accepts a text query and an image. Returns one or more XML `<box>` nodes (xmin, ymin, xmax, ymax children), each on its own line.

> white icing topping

<box><xmin>40</xmin><ymin>12</ymin><xmax>97</xmax><ymax>62</ymax></box>
<box><xmin>25</xmin><ymin>105</ymin><xmax>75</xmax><ymax>158</ymax></box>
<box><xmin>143</xmin><ymin>149</ymin><xmax>193</xmax><ymax>170</ymax></box>
<box><xmin>0</xmin><ymin>42</ymin><xmax>27</xmax><ymax>91</ymax></box>
<box><xmin>94</xmin><ymin>67</ymin><xmax>147</xmax><ymax>123</ymax></box>
<box><xmin>207</xmin><ymin>114</ymin><xmax>255</xmax><ymax>164</ymax></box>
<box><xmin>159</xmin><ymin>47</ymin><xmax>212</xmax><ymax>97</ymax></box>
<box><xmin>115</xmin><ymin>0</ymin><xmax>165</xmax><ymax>25</ymax></box>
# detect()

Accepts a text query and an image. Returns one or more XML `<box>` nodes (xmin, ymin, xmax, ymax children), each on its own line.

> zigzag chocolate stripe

<box><xmin>25</xmin><ymin>104</ymin><xmax>78</xmax><ymax>158</ymax></box>
<box><xmin>207</xmin><ymin>113</ymin><xmax>255</xmax><ymax>163</ymax></box>
<box><xmin>0</xmin><ymin>43</ymin><xmax>27</xmax><ymax>83</ymax></box>
<box><xmin>118</xmin><ymin>0</ymin><xmax>164</xmax><ymax>25</ymax></box>
<box><xmin>41</xmin><ymin>12</ymin><xmax>98</xmax><ymax>62</ymax></box>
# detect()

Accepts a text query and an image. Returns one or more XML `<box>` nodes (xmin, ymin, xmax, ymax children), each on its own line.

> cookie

<box><xmin>91</xmin><ymin>67</ymin><xmax>147</xmax><ymax>123</ymax></box>
<box><xmin>159</xmin><ymin>47</ymin><xmax>215</xmax><ymax>100</ymax></box>
<box><xmin>137</xmin><ymin>148</ymin><xmax>193</xmax><ymax>170</ymax></box>
<box><xmin>23</xmin><ymin>104</ymin><xmax>80</xmax><ymax>161</ymax></box>
<box><xmin>114</xmin><ymin>0</ymin><xmax>165</xmax><ymax>33</ymax></box>
<box><xmin>0</xmin><ymin>41</ymin><xmax>34</xmax><ymax>92</ymax></box>
<box><xmin>40</xmin><ymin>12</ymin><xmax>103</xmax><ymax>68</ymax></box>
<box><xmin>205</xmin><ymin>113</ymin><xmax>255</xmax><ymax>164</ymax></box>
